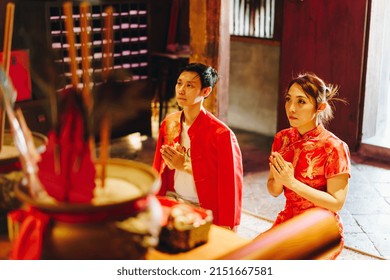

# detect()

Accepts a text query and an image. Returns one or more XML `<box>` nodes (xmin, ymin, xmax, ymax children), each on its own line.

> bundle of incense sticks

<box><xmin>63</xmin><ymin>0</ymin><xmax>94</xmax><ymax>156</ymax></box>
<box><xmin>63</xmin><ymin>1</ymin><xmax>115</xmax><ymax>188</ymax></box>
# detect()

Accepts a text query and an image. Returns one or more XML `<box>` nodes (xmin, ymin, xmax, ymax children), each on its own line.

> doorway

<box><xmin>361</xmin><ymin>0</ymin><xmax>390</xmax><ymax>154</ymax></box>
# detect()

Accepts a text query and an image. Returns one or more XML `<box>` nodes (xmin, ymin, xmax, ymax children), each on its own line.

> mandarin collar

<box><xmin>293</xmin><ymin>124</ymin><xmax>325</xmax><ymax>140</ymax></box>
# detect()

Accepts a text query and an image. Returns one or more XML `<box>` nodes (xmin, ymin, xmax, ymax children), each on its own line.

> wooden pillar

<box><xmin>189</xmin><ymin>0</ymin><xmax>230</xmax><ymax>121</ymax></box>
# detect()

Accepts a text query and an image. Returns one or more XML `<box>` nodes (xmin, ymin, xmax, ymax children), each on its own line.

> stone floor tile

<box><xmin>365</xmin><ymin>233</ymin><xmax>390</xmax><ymax>258</ymax></box>
<box><xmin>344</xmin><ymin>232</ymin><xmax>380</xmax><ymax>256</ymax></box>
<box><xmin>374</xmin><ymin>182</ymin><xmax>390</xmax><ymax>197</ymax></box>
<box><xmin>353</xmin><ymin>214</ymin><xmax>390</xmax><ymax>234</ymax></box>
<box><xmin>340</xmin><ymin>210</ymin><xmax>363</xmax><ymax>233</ymax></box>
<box><xmin>344</xmin><ymin>197</ymin><xmax>390</xmax><ymax>215</ymax></box>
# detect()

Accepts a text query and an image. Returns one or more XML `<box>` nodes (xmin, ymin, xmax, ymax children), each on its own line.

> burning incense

<box><xmin>1</xmin><ymin>3</ymin><xmax>14</xmax><ymax>74</ymax></box>
<box><xmin>63</xmin><ymin>1</ymin><xmax>79</xmax><ymax>88</ymax></box>
<box><xmin>80</xmin><ymin>1</ymin><xmax>93</xmax><ymax>112</ymax></box>
<box><xmin>79</xmin><ymin>2</ymin><xmax>98</xmax><ymax>163</ymax></box>
<box><xmin>98</xmin><ymin>6</ymin><xmax>115</xmax><ymax>188</ymax></box>
<box><xmin>103</xmin><ymin>6</ymin><xmax>114</xmax><ymax>81</ymax></box>
<box><xmin>0</xmin><ymin>3</ymin><xmax>15</xmax><ymax>152</ymax></box>
<box><xmin>98</xmin><ymin>116</ymin><xmax>111</xmax><ymax>188</ymax></box>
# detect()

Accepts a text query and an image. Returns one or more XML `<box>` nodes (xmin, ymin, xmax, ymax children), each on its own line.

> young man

<box><xmin>153</xmin><ymin>63</ymin><xmax>243</xmax><ymax>230</ymax></box>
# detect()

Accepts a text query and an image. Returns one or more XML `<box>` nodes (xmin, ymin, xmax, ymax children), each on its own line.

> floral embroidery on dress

<box><xmin>302</xmin><ymin>152</ymin><xmax>323</xmax><ymax>179</ymax></box>
<box><xmin>281</xmin><ymin>135</ymin><xmax>290</xmax><ymax>149</ymax></box>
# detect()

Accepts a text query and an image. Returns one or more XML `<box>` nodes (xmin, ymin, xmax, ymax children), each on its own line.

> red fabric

<box><xmin>8</xmin><ymin>207</ymin><xmax>49</xmax><ymax>260</ymax></box>
<box><xmin>0</xmin><ymin>50</ymin><xmax>32</xmax><ymax>101</ymax></box>
<box><xmin>152</xmin><ymin>109</ymin><xmax>243</xmax><ymax>228</ymax></box>
<box><xmin>37</xmin><ymin>89</ymin><xmax>95</xmax><ymax>203</ymax></box>
<box><xmin>270</xmin><ymin>124</ymin><xmax>351</xmax><ymax>259</ymax></box>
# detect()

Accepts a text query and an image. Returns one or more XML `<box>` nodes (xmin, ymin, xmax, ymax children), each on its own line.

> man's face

<box><xmin>175</xmin><ymin>71</ymin><xmax>208</xmax><ymax>108</ymax></box>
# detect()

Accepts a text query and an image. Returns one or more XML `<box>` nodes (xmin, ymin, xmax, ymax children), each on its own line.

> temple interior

<box><xmin>0</xmin><ymin>0</ymin><xmax>389</xmax><ymax>261</ymax></box>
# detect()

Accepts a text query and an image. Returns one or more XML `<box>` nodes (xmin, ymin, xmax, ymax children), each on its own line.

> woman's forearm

<box><xmin>267</xmin><ymin>177</ymin><xmax>284</xmax><ymax>197</ymax></box>
<box><xmin>288</xmin><ymin>178</ymin><xmax>345</xmax><ymax>212</ymax></box>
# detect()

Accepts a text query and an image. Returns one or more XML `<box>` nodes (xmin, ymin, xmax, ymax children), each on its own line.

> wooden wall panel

<box><xmin>278</xmin><ymin>0</ymin><xmax>368</xmax><ymax>151</ymax></box>
<box><xmin>189</xmin><ymin>0</ymin><xmax>230</xmax><ymax>122</ymax></box>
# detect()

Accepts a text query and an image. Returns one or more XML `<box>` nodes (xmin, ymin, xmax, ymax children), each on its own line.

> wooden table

<box><xmin>0</xmin><ymin>225</ymin><xmax>250</xmax><ymax>260</ymax></box>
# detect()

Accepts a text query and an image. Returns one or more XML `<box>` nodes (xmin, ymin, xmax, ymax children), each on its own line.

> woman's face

<box><xmin>175</xmin><ymin>71</ymin><xmax>207</xmax><ymax>108</ymax></box>
<box><xmin>285</xmin><ymin>83</ymin><xmax>318</xmax><ymax>134</ymax></box>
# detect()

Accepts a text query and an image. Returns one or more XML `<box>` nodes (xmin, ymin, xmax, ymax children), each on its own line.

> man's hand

<box><xmin>160</xmin><ymin>144</ymin><xmax>185</xmax><ymax>170</ymax></box>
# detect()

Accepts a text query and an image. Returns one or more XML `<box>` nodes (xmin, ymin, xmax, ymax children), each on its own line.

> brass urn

<box><xmin>10</xmin><ymin>158</ymin><xmax>162</xmax><ymax>260</ymax></box>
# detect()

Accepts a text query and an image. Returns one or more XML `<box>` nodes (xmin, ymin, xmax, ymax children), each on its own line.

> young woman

<box><xmin>153</xmin><ymin>63</ymin><xmax>243</xmax><ymax>230</ymax></box>
<box><xmin>267</xmin><ymin>72</ymin><xmax>351</xmax><ymax>258</ymax></box>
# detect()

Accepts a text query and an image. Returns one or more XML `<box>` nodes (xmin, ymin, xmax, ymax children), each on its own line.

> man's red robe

<box><xmin>153</xmin><ymin>108</ymin><xmax>243</xmax><ymax>228</ymax></box>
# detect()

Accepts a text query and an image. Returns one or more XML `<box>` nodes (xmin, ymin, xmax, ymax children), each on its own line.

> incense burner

<box><xmin>10</xmin><ymin>158</ymin><xmax>162</xmax><ymax>260</ymax></box>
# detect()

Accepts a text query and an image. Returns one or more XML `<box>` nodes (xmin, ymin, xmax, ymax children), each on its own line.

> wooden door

<box><xmin>278</xmin><ymin>0</ymin><xmax>369</xmax><ymax>152</ymax></box>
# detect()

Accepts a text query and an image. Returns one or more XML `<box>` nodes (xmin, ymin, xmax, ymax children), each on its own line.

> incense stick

<box><xmin>103</xmin><ymin>6</ymin><xmax>114</xmax><ymax>81</ymax></box>
<box><xmin>0</xmin><ymin>3</ymin><xmax>15</xmax><ymax>153</ymax></box>
<box><xmin>63</xmin><ymin>1</ymin><xmax>79</xmax><ymax>88</ymax></box>
<box><xmin>80</xmin><ymin>1</ymin><xmax>92</xmax><ymax>112</ymax></box>
<box><xmin>99</xmin><ymin>116</ymin><xmax>111</xmax><ymax>188</ymax></box>
<box><xmin>98</xmin><ymin>6</ymin><xmax>114</xmax><ymax>188</ymax></box>
<box><xmin>57</xmin><ymin>0</ymin><xmax>80</xmax><ymax>174</ymax></box>
<box><xmin>2</xmin><ymin>3</ymin><xmax>14</xmax><ymax>74</ymax></box>
<box><xmin>79</xmin><ymin>1</ymin><xmax>97</xmax><ymax>164</ymax></box>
